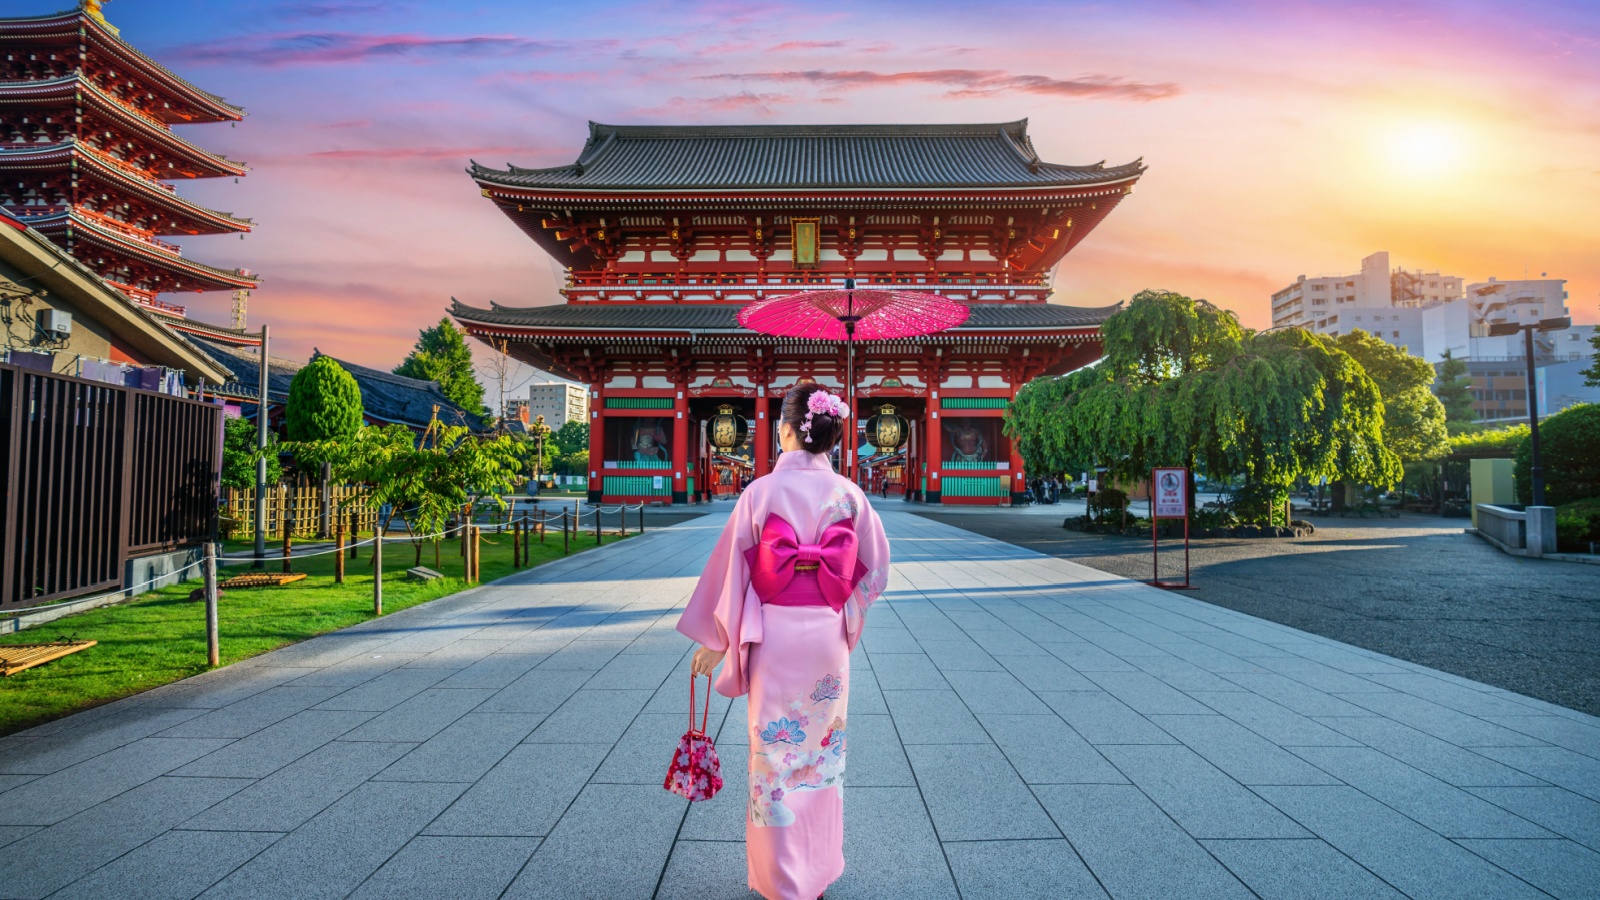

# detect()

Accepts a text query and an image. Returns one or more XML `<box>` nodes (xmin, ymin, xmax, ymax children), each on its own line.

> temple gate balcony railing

<box><xmin>564</xmin><ymin>269</ymin><xmax>1054</xmax><ymax>303</ymax></box>
<box><xmin>75</xmin><ymin>208</ymin><xmax>184</xmax><ymax>253</ymax></box>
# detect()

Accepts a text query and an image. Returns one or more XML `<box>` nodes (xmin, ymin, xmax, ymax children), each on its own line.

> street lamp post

<box><xmin>1487</xmin><ymin>316</ymin><xmax>1571</xmax><ymax>507</ymax></box>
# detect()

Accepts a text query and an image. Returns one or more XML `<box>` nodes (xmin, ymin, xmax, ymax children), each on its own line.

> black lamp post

<box><xmin>1486</xmin><ymin>316</ymin><xmax>1571</xmax><ymax>506</ymax></box>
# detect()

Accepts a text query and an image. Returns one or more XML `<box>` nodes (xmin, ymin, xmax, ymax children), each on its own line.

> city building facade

<box><xmin>526</xmin><ymin>379</ymin><xmax>588</xmax><ymax>430</ymax></box>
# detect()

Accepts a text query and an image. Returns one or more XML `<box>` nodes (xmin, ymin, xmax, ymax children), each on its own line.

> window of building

<box><xmin>1392</xmin><ymin>331</ymin><xmax>1400</xmax><ymax>338</ymax></box>
<box><xmin>1392</xmin><ymin>315</ymin><xmax>1400</xmax><ymax>321</ymax></box>
<box><xmin>1355</xmin><ymin>316</ymin><xmax>1362</xmax><ymax>321</ymax></box>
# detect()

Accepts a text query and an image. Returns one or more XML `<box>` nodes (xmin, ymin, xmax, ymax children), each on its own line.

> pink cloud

<box><xmin>168</xmin><ymin>32</ymin><xmax>620</xmax><ymax>66</ymax></box>
<box><xmin>632</xmin><ymin>92</ymin><xmax>796</xmax><ymax>117</ymax></box>
<box><xmin>699</xmin><ymin>68</ymin><xmax>1180</xmax><ymax>101</ymax></box>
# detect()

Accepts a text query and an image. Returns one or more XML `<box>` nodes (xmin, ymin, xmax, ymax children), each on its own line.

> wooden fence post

<box><xmin>335</xmin><ymin>521</ymin><xmax>346</xmax><ymax>584</ymax></box>
<box><xmin>563</xmin><ymin>509</ymin><xmax>570</xmax><ymax>556</ymax></box>
<box><xmin>204</xmin><ymin>542</ymin><xmax>219</xmax><ymax>668</ymax></box>
<box><xmin>471</xmin><ymin>525</ymin><xmax>481</xmax><ymax>583</ymax></box>
<box><xmin>373</xmin><ymin>528</ymin><xmax>383</xmax><ymax>615</ymax></box>
<box><xmin>639</xmin><ymin>504</ymin><xmax>645</xmax><ymax>534</ymax></box>
<box><xmin>620</xmin><ymin>506</ymin><xmax>628</xmax><ymax>538</ymax></box>
<box><xmin>348</xmin><ymin>511</ymin><xmax>358</xmax><ymax>559</ymax></box>
<box><xmin>595</xmin><ymin>506</ymin><xmax>602</xmax><ymax>545</ymax></box>
<box><xmin>282</xmin><ymin>516</ymin><xmax>293</xmax><ymax>574</ymax></box>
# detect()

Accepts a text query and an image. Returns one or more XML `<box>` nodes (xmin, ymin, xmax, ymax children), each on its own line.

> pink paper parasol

<box><xmin>738</xmin><ymin>278</ymin><xmax>969</xmax><ymax>477</ymax></box>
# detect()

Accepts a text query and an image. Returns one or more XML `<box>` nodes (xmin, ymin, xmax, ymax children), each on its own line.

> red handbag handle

<box><xmin>689</xmin><ymin>672</ymin><xmax>711</xmax><ymax>737</ymax></box>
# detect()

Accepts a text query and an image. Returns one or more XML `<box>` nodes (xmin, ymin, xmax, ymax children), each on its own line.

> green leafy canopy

<box><xmin>394</xmin><ymin>318</ymin><xmax>489</xmax><ymax>417</ymax></box>
<box><xmin>285</xmin><ymin>356</ymin><xmax>364</xmax><ymax>443</ymax></box>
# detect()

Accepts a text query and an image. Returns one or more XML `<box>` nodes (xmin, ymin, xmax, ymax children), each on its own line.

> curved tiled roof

<box><xmin>472</xmin><ymin>121</ymin><xmax>1143</xmax><ymax>192</ymax></box>
<box><xmin>450</xmin><ymin>299</ymin><xmax>1118</xmax><ymax>331</ymax></box>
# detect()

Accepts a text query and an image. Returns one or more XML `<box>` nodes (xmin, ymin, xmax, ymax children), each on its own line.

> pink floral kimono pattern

<box><xmin>677</xmin><ymin>449</ymin><xmax>890</xmax><ymax>900</ymax></box>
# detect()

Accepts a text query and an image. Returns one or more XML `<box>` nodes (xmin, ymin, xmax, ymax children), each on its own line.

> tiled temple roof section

<box><xmin>449</xmin><ymin>299</ymin><xmax>1119</xmax><ymax>331</ymax></box>
<box><xmin>471</xmin><ymin>121</ymin><xmax>1144</xmax><ymax>191</ymax></box>
<box><xmin>193</xmin><ymin>338</ymin><xmax>486</xmax><ymax>431</ymax></box>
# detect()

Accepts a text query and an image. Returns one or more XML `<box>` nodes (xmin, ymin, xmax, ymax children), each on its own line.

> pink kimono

<box><xmin>677</xmin><ymin>448</ymin><xmax>890</xmax><ymax>900</ymax></box>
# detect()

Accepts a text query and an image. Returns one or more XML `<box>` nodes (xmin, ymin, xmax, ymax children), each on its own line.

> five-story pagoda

<box><xmin>0</xmin><ymin>1</ymin><xmax>258</xmax><ymax>314</ymax></box>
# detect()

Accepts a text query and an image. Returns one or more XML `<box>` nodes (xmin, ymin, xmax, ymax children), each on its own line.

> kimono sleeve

<box><xmin>675</xmin><ymin>491</ymin><xmax>763</xmax><ymax>697</ymax></box>
<box><xmin>843</xmin><ymin>491</ymin><xmax>891</xmax><ymax>651</ymax></box>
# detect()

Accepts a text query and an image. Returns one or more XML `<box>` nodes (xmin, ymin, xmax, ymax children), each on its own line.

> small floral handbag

<box><xmin>664</xmin><ymin>673</ymin><xmax>723</xmax><ymax>802</ymax></box>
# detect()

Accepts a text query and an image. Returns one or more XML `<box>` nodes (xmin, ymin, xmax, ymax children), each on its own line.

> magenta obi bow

<box><xmin>743</xmin><ymin>514</ymin><xmax>869</xmax><ymax>612</ymax></box>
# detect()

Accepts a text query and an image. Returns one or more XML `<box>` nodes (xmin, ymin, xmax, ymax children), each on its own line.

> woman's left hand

<box><xmin>691</xmin><ymin>646</ymin><xmax>725</xmax><ymax>677</ymax></box>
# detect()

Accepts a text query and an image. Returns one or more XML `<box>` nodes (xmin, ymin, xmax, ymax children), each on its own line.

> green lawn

<box><xmin>0</xmin><ymin>524</ymin><xmax>632</xmax><ymax>736</ymax></box>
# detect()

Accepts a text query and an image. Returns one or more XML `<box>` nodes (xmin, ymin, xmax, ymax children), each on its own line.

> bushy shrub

<box><xmin>1514</xmin><ymin>403</ymin><xmax>1600</xmax><ymax>506</ymax></box>
<box><xmin>1555</xmin><ymin>497</ymin><xmax>1600</xmax><ymax>553</ymax></box>
<box><xmin>1088</xmin><ymin>488</ymin><xmax>1129</xmax><ymax>524</ymax></box>
<box><xmin>1227</xmin><ymin>482</ymin><xmax>1290</xmax><ymax>526</ymax></box>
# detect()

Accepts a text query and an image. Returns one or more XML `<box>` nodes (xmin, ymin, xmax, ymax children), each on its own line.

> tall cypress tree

<box><xmin>1433</xmin><ymin>348</ymin><xmax>1476</xmax><ymax>427</ymax></box>
<box><xmin>394</xmin><ymin>318</ymin><xmax>488</xmax><ymax>416</ymax></box>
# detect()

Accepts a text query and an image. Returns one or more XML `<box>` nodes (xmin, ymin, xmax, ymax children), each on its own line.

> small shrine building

<box><xmin>452</xmin><ymin>121</ymin><xmax>1143</xmax><ymax>505</ymax></box>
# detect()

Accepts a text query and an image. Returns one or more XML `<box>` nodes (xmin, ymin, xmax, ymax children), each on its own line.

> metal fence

<box><xmin>0</xmin><ymin>362</ymin><xmax>222</xmax><ymax>611</ymax></box>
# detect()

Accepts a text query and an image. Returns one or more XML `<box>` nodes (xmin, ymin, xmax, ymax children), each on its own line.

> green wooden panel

<box><xmin>605</xmin><ymin>397</ymin><xmax>673</xmax><ymax>409</ymax></box>
<box><xmin>942</xmin><ymin>461</ymin><xmax>1003</xmax><ymax>470</ymax></box>
<box><xmin>609</xmin><ymin>460</ymin><xmax>671</xmax><ymax>469</ymax></box>
<box><xmin>941</xmin><ymin>475</ymin><xmax>1009</xmax><ymax>497</ymax></box>
<box><xmin>941</xmin><ymin>397</ymin><xmax>1009</xmax><ymax>409</ymax></box>
<box><xmin>604</xmin><ymin>475</ymin><xmax>672</xmax><ymax>497</ymax></box>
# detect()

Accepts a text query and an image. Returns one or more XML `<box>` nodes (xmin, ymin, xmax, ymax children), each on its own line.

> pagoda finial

<box><xmin>80</xmin><ymin>0</ymin><xmax>119</xmax><ymax>34</ymax></box>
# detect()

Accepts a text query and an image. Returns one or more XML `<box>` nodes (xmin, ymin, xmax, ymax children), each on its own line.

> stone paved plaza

<box><xmin>2</xmin><ymin>508</ymin><xmax>1599</xmax><ymax>899</ymax></box>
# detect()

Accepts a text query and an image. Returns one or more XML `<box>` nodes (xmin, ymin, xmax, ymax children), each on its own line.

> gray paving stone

<box><xmin>843</xmin><ymin>713</ymin><xmax>916</xmax><ymax>787</ymax></box>
<box><xmin>905</xmin><ymin>743</ymin><xmax>1058</xmax><ymax>840</ymax></box>
<box><xmin>1101</xmin><ymin>744</ymin><xmax>1310</xmax><ymax>838</ymax></box>
<box><xmin>584</xmin><ymin>652</ymin><xmax>685</xmax><ymax>690</ymax></box>
<box><xmin>476</xmin><ymin>666</ymin><xmax>595</xmax><ymax>715</ymax></box>
<box><xmin>537</xmin><ymin>639</ymin><xmax>630</xmax><ymax>670</ymax></box>
<box><xmin>348</xmin><ymin>835</ymin><xmax>541</xmax><ymax>900</ymax></box>
<box><xmin>1148</xmin><ymin>714</ymin><xmax>1339</xmax><ymax>786</ymax></box>
<box><xmin>1469</xmin><ymin>786</ymin><xmax>1600</xmax><ymax>852</ymax></box>
<box><xmin>339</xmin><ymin>688</ymin><xmax>492</xmax><ymax>743</ymax></box>
<box><xmin>998</xmin><ymin>653</ymin><xmax>1100</xmax><ymax>692</ymax></box>
<box><xmin>157</xmin><ymin>686</ymin><xmax>342</xmax><ymax>739</ymax></box>
<box><xmin>0</xmin><ymin>773</ymin><xmax>37</xmax><ymax>794</ymax></box>
<box><xmin>1043</xmin><ymin>641</ymin><xmax>1140</xmax><ymax>672</ymax></box>
<box><xmin>1038</xmin><ymin>691</ymin><xmax>1176</xmax><ymax>745</ymax></box>
<box><xmin>0</xmin><ymin>738</ymin><xmax>231</xmax><ymax>826</ymax></box>
<box><xmin>501</xmin><ymin>783</ymin><xmax>684</xmax><ymax>899</ymax></box>
<box><xmin>312</xmin><ymin>666</ymin><xmax>451</xmax><ymax>711</ymax></box>
<box><xmin>945</xmin><ymin>839</ymin><xmax>1109</xmax><ymax>899</ymax></box>
<box><xmin>861</xmin><ymin>626</ymin><xmax>921</xmax><ymax>655</ymax></box>
<box><xmin>1475</xmin><ymin>745</ymin><xmax>1600</xmax><ymax>802</ymax></box>
<box><xmin>881</xmin><ymin>690</ymin><xmax>990</xmax><ymax>743</ymax></box>
<box><xmin>845</xmin><ymin>667</ymin><xmax>889</xmax><ymax>714</ymax></box>
<box><xmin>0</xmin><ymin>706</ymin><xmax>208</xmax><ymax>776</ymax></box>
<box><xmin>287</xmin><ymin>651</ymin><xmax>422</xmax><ymax>688</ymax></box>
<box><xmin>1315</xmin><ymin>715</ymin><xmax>1548</xmax><ymax>787</ymax></box>
<box><xmin>201</xmin><ymin>780</ymin><xmax>466</xmax><ymax>900</ymax></box>
<box><xmin>375</xmin><ymin>712</ymin><xmax>541</xmax><ymax>782</ymax></box>
<box><xmin>0</xmin><ymin>825</ymin><xmax>38</xmax><ymax>849</ymax></box>
<box><xmin>140</xmin><ymin>666</ymin><xmax>312</xmax><ymax>710</ymax></box>
<box><xmin>404</xmin><ymin>638</ymin><xmax>513</xmax><ymax>669</ymax></box>
<box><xmin>592</xmin><ymin>712</ymin><xmax>693</xmax><ymax>784</ymax></box>
<box><xmin>1256</xmin><ymin>785</ymin><xmax>1549</xmax><ymax>900</ymax></box>
<box><xmin>425</xmin><ymin>743</ymin><xmax>610</xmax><ymax>836</ymax></box>
<box><xmin>828</xmin><ymin>786</ymin><xmax>958</xmax><ymax>899</ymax></box>
<box><xmin>1082</xmin><ymin>670</ymin><xmax>1212</xmax><ymax>715</ymax></box>
<box><xmin>1189</xmin><ymin>690</ymin><xmax>1362</xmax><ymax>746</ymax></box>
<box><xmin>0</xmin><ymin>776</ymin><xmax>248</xmax><ymax>899</ymax></box>
<box><xmin>1219</xmin><ymin>671</ymin><xmax>1373</xmax><ymax>716</ymax></box>
<box><xmin>1254</xmin><ymin>656</ymin><xmax>1392</xmax><ymax>694</ymax></box>
<box><xmin>869</xmin><ymin>652</ymin><xmax>947</xmax><ymax>690</ymax></box>
<box><xmin>964</xmin><ymin>627</ymin><xmax>1051</xmax><ymax>657</ymax></box>
<box><xmin>184</xmin><ymin>740</ymin><xmax>414</xmax><ymax>832</ymax></box>
<box><xmin>1035</xmin><ymin>784</ymin><xmax>1255</xmax><ymax>899</ymax></box>
<box><xmin>920</xmin><ymin>638</ymin><xmax>1008</xmax><ymax>671</ymax></box>
<box><xmin>173</xmin><ymin>709</ymin><xmax>377</xmax><ymax>778</ymax></box>
<box><xmin>1368</xmin><ymin>672</ymin><xmax>1554</xmax><ymax>718</ymax></box>
<box><xmin>1485</xmin><ymin>715</ymin><xmax>1600</xmax><ymax>761</ymax></box>
<box><xmin>1456</xmin><ymin>838</ymin><xmax>1600</xmax><ymax>900</ymax></box>
<box><xmin>432</xmin><ymin>651</ymin><xmax>549</xmax><ymax>689</ymax></box>
<box><xmin>50</xmin><ymin>828</ymin><xmax>282</xmax><ymax>900</ymax></box>
<box><xmin>654</xmin><ymin>840</ymin><xmax>752</xmax><ymax>900</ymax></box>
<box><xmin>1202</xmin><ymin>838</ymin><xmax>1405</xmax><ymax>899</ymax></box>
<box><xmin>1334</xmin><ymin>692</ymin><xmax>1552</xmax><ymax>747</ymax></box>
<box><xmin>943</xmin><ymin>669</ymin><xmax>1053</xmax><ymax>715</ymax></box>
<box><xmin>524</xmin><ymin>688</ymin><xmax>651</xmax><ymax>744</ymax></box>
<box><xmin>978</xmin><ymin>714</ymin><xmax>1125</xmax><ymax>785</ymax></box>
<box><xmin>1127</xmin><ymin>654</ymin><xmax>1244</xmax><ymax>693</ymax></box>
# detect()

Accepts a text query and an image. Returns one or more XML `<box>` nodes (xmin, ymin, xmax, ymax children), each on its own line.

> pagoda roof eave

<box><xmin>1</xmin><ymin>143</ymin><xmax>253</xmax><ymax>233</ymax></box>
<box><xmin>0</xmin><ymin>10</ymin><xmax>244</xmax><ymax>122</ymax></box>
<box><xmin>469</xmin><ymin>120</ymin><xmax>1145</xmax><ymax>193</ymax></box>
<box><xmin>30</xmin><ymin>211</ymin><xmax>260</xmax><ymax>291</ymax></box>
<box><xmin>0</xmin><ymin>75</ymin><xmax>249</xmax><ymax>176</ymax></box>
<box><xmin>472</xmin><ymin>174</ymin><xmax>1142</xmax><ymax>202</ymax></box>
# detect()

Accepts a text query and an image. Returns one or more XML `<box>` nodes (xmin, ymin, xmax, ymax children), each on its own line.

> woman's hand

<box><xmin>691</xmin><ymin>646</ymin><xmax>725</xmax><ymax>677</ymax></box>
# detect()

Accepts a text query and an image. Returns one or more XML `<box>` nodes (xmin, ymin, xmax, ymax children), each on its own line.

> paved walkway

<box><xmin>2</xmin><ymin>509</ymin><xmax>1598</xmax><ymax>899</ymax></box>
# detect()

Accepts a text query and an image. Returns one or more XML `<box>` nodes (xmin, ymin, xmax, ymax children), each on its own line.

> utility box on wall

<box><xmin>1469</xmin><ymin>458</ymin><xmax>1516</xmax><ymax>528</ymax></box>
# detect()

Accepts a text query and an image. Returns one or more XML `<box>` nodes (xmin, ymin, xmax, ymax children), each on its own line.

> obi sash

<box><xmin>743</xmin><ymin>514</ymin><xmax>869</xmax><ymax>612</ymax></box>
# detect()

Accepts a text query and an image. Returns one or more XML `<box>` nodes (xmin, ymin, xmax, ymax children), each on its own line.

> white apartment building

<box><xmin>1270</xmin><ymin>251</ymin><xmax>1464</xmax><ymax>355</ymax></box>
<box><xmin>527</xmin><ymin>379</ymin><xmax>589</xmax><ymax>430</ymax></box>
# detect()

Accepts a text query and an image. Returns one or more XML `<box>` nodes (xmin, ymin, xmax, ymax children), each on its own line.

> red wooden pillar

<box><xmin>925</xmin><ymin>392</ymin><xmax>942</xmax><ymax>503</ymax></box>
<box><xmin>671</xmin><ymin>384</ymin><xmax>688</xmax><ymax>504</ymax></box>
<box><xmin>587</xmin><ymin>382</ymin><xmax>604</xmax><ymax>503</ymax></box>
<box><xmin>753</xmin><ymin>390</ymin><xmax>772</xmax><ymax>479</ymax></box>
<box><xmin>1008</xmin><ymin>434</ymin><xmax>1027</xmax><ymax>506</ymax></box>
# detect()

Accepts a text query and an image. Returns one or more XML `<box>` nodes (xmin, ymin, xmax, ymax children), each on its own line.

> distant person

<box><xmin>679</xmin><ymin>384</ymin><xmax>890</xmax><ymax>900</ymax></box>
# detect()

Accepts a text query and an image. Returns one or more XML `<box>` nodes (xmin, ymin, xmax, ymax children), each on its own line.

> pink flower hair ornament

<box><xmin>801</xmin><ymin>390</ymin><xmax>848</xmax><ymax>443</ymax></box>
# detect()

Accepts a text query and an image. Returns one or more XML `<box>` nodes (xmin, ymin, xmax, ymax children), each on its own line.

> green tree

<box><xmin>1582</xmin><ymin>324</ymin><xmax>1600</xmax><ymax>388</ymax></box>
<box><xmin>553</xmin><ymin>420</ymin><xmax>589</xmax><ymax>455</ymax></box>
<box><xmin>1335</xmin><ymin>331</ymin><xmax>1448</xmax><ymax>462</ymax></box>
<box><xmin>1433</xmin><ymin>348</ymin><xmax>1476</xmax><ymax>427</ymax></box>
<box><xmin>285</xmin><ymin>356</ymin><xmax>364</xmax><ymax>442</ymax></box>
<box><xmin>394</xmin><ymin>318</ymin><xmax>488</xmax><ymax>417</ymax></box>
<box><xmin>1005</xmin><ymin>290</ymin><xmax>1400</xmax><ymax>524</ymax></box>
<box><xmin>221</xmin><ymin>415</ymin><xmax>280</xmax><ymax>491</ymax></box>
<box><xmin>1514</xmin><ymin>403</ymin><xmax>1600</xmax><ymax>507</ymax></box>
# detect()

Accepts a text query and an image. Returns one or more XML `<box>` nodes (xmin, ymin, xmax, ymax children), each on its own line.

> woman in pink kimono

<box><xmin>678</xmin><ymin>384</ymin><xmax>891</xmax><ymax>900</ymax></box>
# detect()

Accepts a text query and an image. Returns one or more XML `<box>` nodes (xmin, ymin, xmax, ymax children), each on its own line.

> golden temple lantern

<box><xmin>708</xmin><ymin>404</ymin><xmax>749</xmax><ymax>450</ymax></box>
<box><xmin>864</xmin><ymin>404</ymin><xmax>907</xmax><ymax>453</ymax></box>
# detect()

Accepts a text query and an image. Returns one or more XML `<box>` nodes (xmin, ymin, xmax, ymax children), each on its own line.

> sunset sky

<box><xmin>110</xmin><ymin>0</ymin><xmax>1600</xmax><ymax>379</ymax></box>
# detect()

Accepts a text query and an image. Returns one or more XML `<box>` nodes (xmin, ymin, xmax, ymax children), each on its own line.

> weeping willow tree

<box><xmin>1005</xmin><ymin>290</ymin><xmax>1401</xmax><ymax>522</ymax></box>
